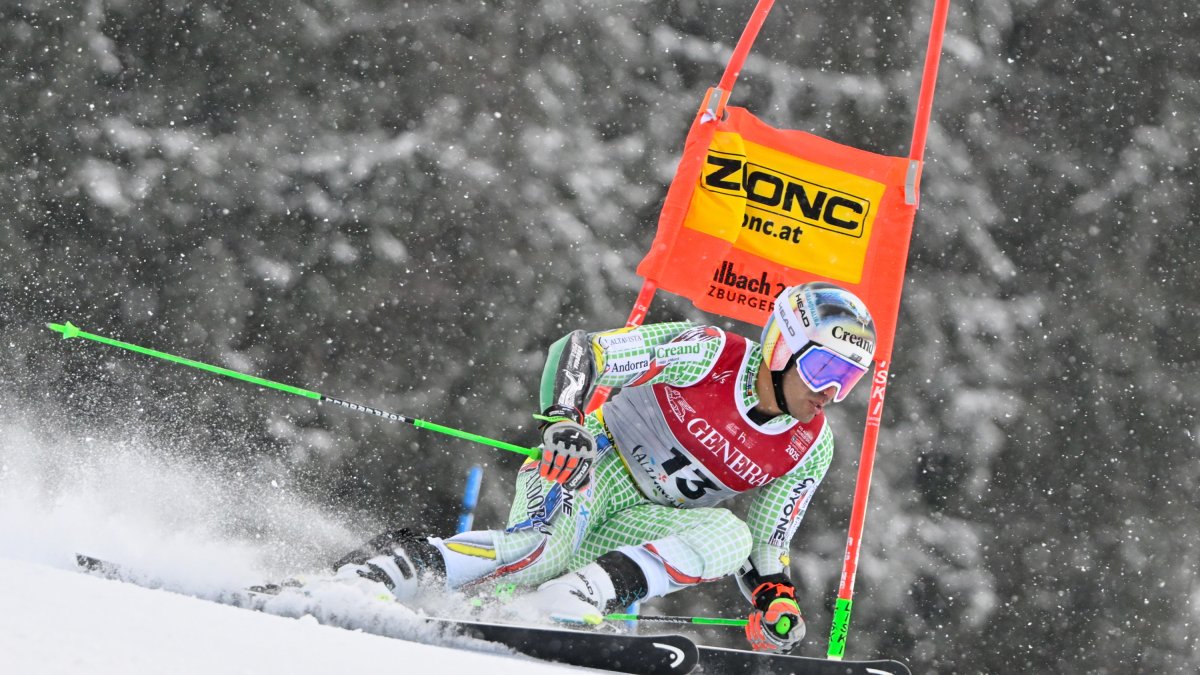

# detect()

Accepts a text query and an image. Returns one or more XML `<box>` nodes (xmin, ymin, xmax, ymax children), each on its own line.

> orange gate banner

<box><xmin>636</xmin><ymin>101</ymin><xmax>919</xmax><ymax>362</ymax></box>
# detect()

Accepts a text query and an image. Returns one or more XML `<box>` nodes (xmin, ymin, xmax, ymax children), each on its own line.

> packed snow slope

<box><xmin>0</xmin><ymin>418</ymin><xmax>594</xmax><ymax>674</ymax></box>
<box><xmin>0</xmin><ymin>556</ymin><xmax>586</xmax><ymax>674</ymax></box>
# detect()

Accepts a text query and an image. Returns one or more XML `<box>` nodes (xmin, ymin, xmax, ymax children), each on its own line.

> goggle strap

<box><xmin>770</xmin><ymin>367</ymin><xmax>792</xmax><ymax>418</ymax></box>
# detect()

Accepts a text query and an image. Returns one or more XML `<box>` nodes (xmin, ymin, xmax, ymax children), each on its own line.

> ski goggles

<box><xmin>793</xmin><ymin>343</ymin><xmax>869</xmax><ymax>403</ymax></box>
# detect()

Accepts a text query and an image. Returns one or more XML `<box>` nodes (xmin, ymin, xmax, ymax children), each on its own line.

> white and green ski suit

<box><xmin>437</xmin><ymin>322</ymin><xmax>834</xmax><ymax>600</ymax></box>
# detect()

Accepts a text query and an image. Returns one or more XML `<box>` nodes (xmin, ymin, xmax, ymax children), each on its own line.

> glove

<box><xmin>535</xmin><ymin>406</ymin><xmax>596</xmax><ymax>490</ymax></box>
<box><xmin>745</xmin><ymin>579</ymin><xmax>805</xmax><ymax>653</ymax></box>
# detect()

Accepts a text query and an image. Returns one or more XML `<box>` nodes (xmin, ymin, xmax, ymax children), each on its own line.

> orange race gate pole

<box><xmin>826</xmin><ymin>0</ymin><xmax>951</xmax><ymax>659</ymax></box>
<box><xmin>585</xmin><ymin>0</ymin><xmax>952</xmax><ymax>660</ymax></box>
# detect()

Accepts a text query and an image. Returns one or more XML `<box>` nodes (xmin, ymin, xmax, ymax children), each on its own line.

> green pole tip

<box><xmin>48</xmin><ymin>321</ymin><xmax>80</xmax><ymax>339</ymax></box>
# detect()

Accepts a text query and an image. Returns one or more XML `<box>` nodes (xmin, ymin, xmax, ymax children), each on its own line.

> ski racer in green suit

<box><xmin>333</xmin><ymin>282</ymin><xmax>877</xmax><ymax>653</ymax></box>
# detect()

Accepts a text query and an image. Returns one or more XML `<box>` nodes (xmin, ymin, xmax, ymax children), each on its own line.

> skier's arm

<box><xmin>740</xmin><ymin>424</ymin><xmax>834</xmax><ymax>579</ymax></box>
<box><xmin>588</xmin><ymin>322</ymin><xmax>725</xmax><ymax>390</ymax></box>
<box><xmin>735</xmin><ymin>426</ymin><xmax>833</xmax><ymax>653</ymax></box>
<box><xmin>539</xmin><ymin>329</ymin><xmax>596</xmax><ymax>418</ymax></box>
<box><xmin>534</xmin><ymin>322</ymin><xmax>721</xmax><ymax>489</ymax></box>
<box><xmin>538</xmin><ymin>322</ymin><xmax>716</xmax><ymax>413</ymax></box>
<box><xmin>534</xmin><ymin>330</ymin><xmax>599</xmax><ymax>489</ymax></box>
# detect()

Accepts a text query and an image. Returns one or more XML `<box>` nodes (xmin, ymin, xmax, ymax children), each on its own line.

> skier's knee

<box><xmin>687</xmin><ymin>509</ymin><xmax>752</xmax><ymax>578</ymax></box>
<box><xmin>487</xmin><ymin>526</ymin><xmax>576</xmax><ymax>587</ymax></box>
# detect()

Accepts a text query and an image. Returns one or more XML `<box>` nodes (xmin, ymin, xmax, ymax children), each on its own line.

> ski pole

<box><xmin>605</xmin><ymin>614</ymin><xmax>748</xmax><ymax>627</ymax></box>
<box><xmin>46</xmin><ymin>321</ymin><xmax>539</xmax><ymax>460</ymax></box>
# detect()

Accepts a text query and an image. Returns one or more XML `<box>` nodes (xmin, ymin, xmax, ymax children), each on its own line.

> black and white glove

<box><xmin>535</xmin><ymin>406</ymin><xmax>596</xmax><ymax>490</ymax></box>
<box><xmin>745</xmin><ymin>577</ymin><xmax>805</xmax><ymax>653</ymax></box>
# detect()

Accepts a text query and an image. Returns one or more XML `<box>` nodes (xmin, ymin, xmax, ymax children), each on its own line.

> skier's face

<box><xmin>781</xmin><ymin>367</ymin><xmax>838</xmax><ymax>423</ymax></box>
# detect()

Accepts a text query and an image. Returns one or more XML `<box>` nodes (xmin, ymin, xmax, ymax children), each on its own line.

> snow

<box><xmin>0</xmin><ymin>421</ymin><xmax>591</xmax><ymax>674</ymax></box>
<box><xmin>0</xmin><ymin>556</ymin><xmax>579</xmax><ymax>674</ymax></box>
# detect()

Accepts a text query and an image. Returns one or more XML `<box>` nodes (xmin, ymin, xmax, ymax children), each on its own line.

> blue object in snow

<box><xmin>457</xmin><ymin>465</ymin><xmax>485</xmax><ymax>534</ymax></box>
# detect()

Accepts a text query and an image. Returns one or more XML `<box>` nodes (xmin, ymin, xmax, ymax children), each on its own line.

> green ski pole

<box><xmin>604</xmin><ymin>613</ymin><xmax>748</xmax><ymax>627</ymax></box>
<box><xmin>47</xmin><ymin>321</ymin><xmax>539</xmax><ymax>460</ymax></box>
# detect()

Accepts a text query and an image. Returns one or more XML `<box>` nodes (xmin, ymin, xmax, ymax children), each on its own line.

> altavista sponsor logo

<box><xmin>596</xmin><ymin>331</ymin><xmax>646</xmax><ymax>349</ymax></box>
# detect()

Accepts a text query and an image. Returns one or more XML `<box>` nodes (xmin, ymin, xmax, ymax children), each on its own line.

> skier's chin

<box><xmin>789</xmin><ymin>399</ymin><xmax>820</xmax><ymax>423</ymax></box>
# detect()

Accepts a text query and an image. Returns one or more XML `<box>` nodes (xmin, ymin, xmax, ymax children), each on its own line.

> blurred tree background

<box><xmin>2</xmin><ymin>0</ymin><xmax>1198</xmax><ymax>671</ymax></box>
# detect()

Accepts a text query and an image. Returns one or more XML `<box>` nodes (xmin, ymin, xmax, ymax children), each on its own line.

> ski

<box><xmin>76</xmin><ymin>554</ymin><xmax>909</xmax><ymax>675</ymax></box>
<box><xmin>695</xmin><ymin>644</ymin><xmax>911</xmax><ymax>675</ymax></box>
<box><xmin>76</xmin><ymin>554</ymin><xmax>696</xmax><ymax>675</ymax></box>
<box><xmin>426</xmin><ymin>617</ymin><xmax>697</xmax><ymax>674</ymax></box>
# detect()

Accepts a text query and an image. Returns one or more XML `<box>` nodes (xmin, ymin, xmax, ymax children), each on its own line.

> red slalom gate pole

<box><xmin>717</xmin><ymin>0</ymin><xmax>776</xmax><ymax>94</ymax></box>
<box><xmin>909</xmin><ymin>0</ymin><xmax>952</xmax><ymax>164</ymax></box>
<box><xmin>827</xmin><ymin>0</ymin><xmax>951</xmax><ymax>659</ymax></box>
<box><xmin>827</xmin><ymin>360</ymin><xmax>892</xmax><ymax>658</ymax></box>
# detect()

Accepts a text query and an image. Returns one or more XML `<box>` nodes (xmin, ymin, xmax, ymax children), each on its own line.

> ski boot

<box><xmin>505</xmin><ymin>551</ymin><xmax>648</xmax><ymax>627</ymax></box>
<box><xmin>331</xmin><ymin>528</ymin><xmax>446</xmax><ymax>602</ymax></box>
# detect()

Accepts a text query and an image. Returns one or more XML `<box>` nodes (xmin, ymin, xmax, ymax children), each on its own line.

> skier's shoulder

<box><xmin>657</xmin><ymin>324</ymin><xmax>740</xmax><ymax>365</ymax></box>
<box><xmin>669</xmin><ymin>323</ymin><xmax>729</xmax><ymax>345</ymax></box>
<box><xmin>591</xmin><ymin>321</ymin><xmax>731</xmax><ymax>353</ymax></box>
<box><xmin>800</xmin><ymin>415</ymin><xmax>836</xmax><ymax>460</ymax></box>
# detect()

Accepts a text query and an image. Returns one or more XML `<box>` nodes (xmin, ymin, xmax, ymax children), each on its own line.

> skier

<box><xmin>333</xmin><ymin>282</ymin><xmax>876</xmax><ymax>653</ymax></box>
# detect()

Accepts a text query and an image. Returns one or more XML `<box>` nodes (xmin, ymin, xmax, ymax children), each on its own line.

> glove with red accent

<box><xmin>535</xmin><ymin>406</ymin><xmax>596</xmax><ymax>490</ymax></box>
<box><xmin>745</xmin><ymin>579</ymin><xmax>805</xmax><ymax>653</ymax></box>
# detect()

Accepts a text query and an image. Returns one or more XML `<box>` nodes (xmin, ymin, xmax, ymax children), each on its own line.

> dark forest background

<box><xmin>2</xmin><ymin>0</ymin><xmax>1198</xmax><ymax>672</ymax></box>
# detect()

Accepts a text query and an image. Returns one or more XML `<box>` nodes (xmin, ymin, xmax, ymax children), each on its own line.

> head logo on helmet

<box><xmin>760</xmin><ymin>283</ymin><xmax>876</xmax><ymax>404</ymax></box>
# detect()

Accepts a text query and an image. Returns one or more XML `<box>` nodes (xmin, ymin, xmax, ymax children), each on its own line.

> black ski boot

<box><xmin>331</xmin><ymin>528</ymin><xmax>447</xmax><ymax>601</ymax></box>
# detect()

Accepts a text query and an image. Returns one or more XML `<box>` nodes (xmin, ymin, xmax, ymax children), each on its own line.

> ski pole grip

<box><xmin>775</xmin><ymin>616</ymin><xmax>792</xmax><ymax>635</ymax></box>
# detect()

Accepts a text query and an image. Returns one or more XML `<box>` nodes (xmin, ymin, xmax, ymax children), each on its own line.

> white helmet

<box><xmin>760</xmin><ymin>283</ymin><xmax>876</xmax><ymax>403</ymax></box>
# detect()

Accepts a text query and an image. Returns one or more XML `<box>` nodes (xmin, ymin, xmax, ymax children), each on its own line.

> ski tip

<box><xmin>48</xmin><ymin>321</ymin><xmax>80</xmax><ymax>339</ymax></box>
